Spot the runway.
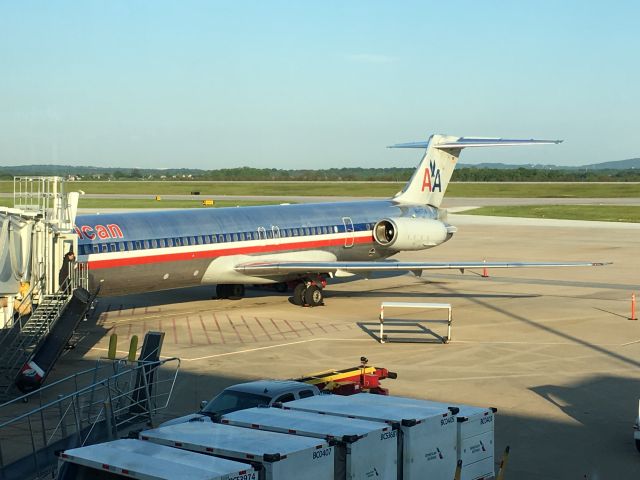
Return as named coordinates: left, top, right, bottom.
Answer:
left=53, top=215, right=640, bottom=478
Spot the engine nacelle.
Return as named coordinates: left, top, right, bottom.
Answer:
left=373, top=217, right=450, bottom=251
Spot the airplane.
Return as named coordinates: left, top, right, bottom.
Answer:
left=74, top=135, right=607, bottom=307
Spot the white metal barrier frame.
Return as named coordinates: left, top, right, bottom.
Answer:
left=379, top=301, right=452, bottom=344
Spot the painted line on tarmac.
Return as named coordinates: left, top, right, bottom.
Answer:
left=90, top=337, right=370, bottom=362
left=451, top=339, right=635, bottom=346
left=424, top=366, right=639, bottom=382
left=181, top=338, right=370, bottom=362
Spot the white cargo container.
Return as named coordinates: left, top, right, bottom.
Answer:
left=56, top=438, right=257, bottom=480
left=339, top=394, right=496, bottom=480
left=283, top=394, right=457, bottom=480
left=221, top=406, right=398, bottom=480
left=140, top=421, right=334, bottom=480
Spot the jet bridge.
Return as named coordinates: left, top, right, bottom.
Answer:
left=0, top=177, right=88, bottom=399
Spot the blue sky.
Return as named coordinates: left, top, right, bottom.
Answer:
left=1, top=1, right=638, bottom=169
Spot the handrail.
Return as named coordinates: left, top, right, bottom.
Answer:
left=0, top=358, right=180, bottom=428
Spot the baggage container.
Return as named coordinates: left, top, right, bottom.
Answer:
left=282, top=394, right=456, bottom=480
left=343, top=394, right=496, bottom=480
left=140, top=421, right=334, bottom=480
left=56, top=438, right=256, bottom=480
left=221, top=406, right=398, bottom=480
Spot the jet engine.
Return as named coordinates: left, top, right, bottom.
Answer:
left=373, top=217, right=451, bottom=251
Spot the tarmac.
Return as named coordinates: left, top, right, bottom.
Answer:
left=57, top=213, right=640, bottom=479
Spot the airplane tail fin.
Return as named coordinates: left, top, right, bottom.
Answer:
left=390, top=135, right=562, bottom=207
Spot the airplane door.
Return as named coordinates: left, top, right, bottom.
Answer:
left=342, top=217, right=354, bottom=248
left=271, top=226, right=280, bottom=244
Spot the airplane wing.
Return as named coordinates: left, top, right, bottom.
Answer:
left=234, top=260, right=610, bottom=277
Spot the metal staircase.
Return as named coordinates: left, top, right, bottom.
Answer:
left=0, top=291, right=72, bottom=400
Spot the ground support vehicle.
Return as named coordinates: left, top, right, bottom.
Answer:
left=634, top=400, right=640, bottom=453
left=140, top=421, right=335, bottom=480
left=221, top=406, right=398, bottom=480
left=56, top=438, right=257, bottom=480
left=282, top=394, right=457, bottom=480
left=294, top=358, right=397, bottom=395
left=335, top=393, right=497, bottom=480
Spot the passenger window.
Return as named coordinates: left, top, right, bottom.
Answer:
left=233, top=233, right=238, bottom=242
left=275, top=393, right=295, bottom=403
left=226, top=234, right=231, bottom=242
left=304, top=228, right=310, bottom=236
left=298, top=390, right=315, bottom=399
left=151, top=239, right=157, bottom=248
left=311, top=227, right=316, bottom=235
left=211, top=235, right=217, bottom=243
left=143, top=240, right=149, bottom=249
left=109, top=244, right=116, bottom=252
left=135, top=241, right=141, bottom=250
left=101, top=244, right=108, bottom=253
left=159, top=238, right=166, bottom=247
left=93, top=245, right=99, bottom=254
left=166, top=238, right=173, bottom=247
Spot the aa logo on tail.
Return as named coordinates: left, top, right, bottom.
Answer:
left=421, top=159, right=442, bottom=192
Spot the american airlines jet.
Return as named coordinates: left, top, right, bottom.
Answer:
left=74, top=135, right=606, bottom=307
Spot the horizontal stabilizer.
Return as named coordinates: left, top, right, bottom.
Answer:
left=389, top=137, right=562, bottom=150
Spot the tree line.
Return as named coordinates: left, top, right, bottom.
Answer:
left=1, top=166, right=639, bottom=182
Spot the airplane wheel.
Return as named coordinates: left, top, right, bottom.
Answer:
left=216, top=284, right=230, bottom=299
left=229, top=284, right=245, bottom=299
left=274, top=282, right=288, bottom=293
left=304, top=285, right=323, bottom=307
left=292, top=284, right=306, bottom=306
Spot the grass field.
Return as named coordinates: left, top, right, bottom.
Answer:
left=463, top=205, right=640, bottom=223
left=1, top=180, right=639, bottom=198
left=0, top=199, right=286, bottom=209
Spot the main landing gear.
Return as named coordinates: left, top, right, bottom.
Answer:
left=216, top=284, right=245, bottom=300
left=292, top=280, right=325, bottom=307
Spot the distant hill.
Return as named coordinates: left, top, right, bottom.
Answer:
left=458, top=157, right=640, bottom=170
left=581, top=158, right=640, bottom=170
